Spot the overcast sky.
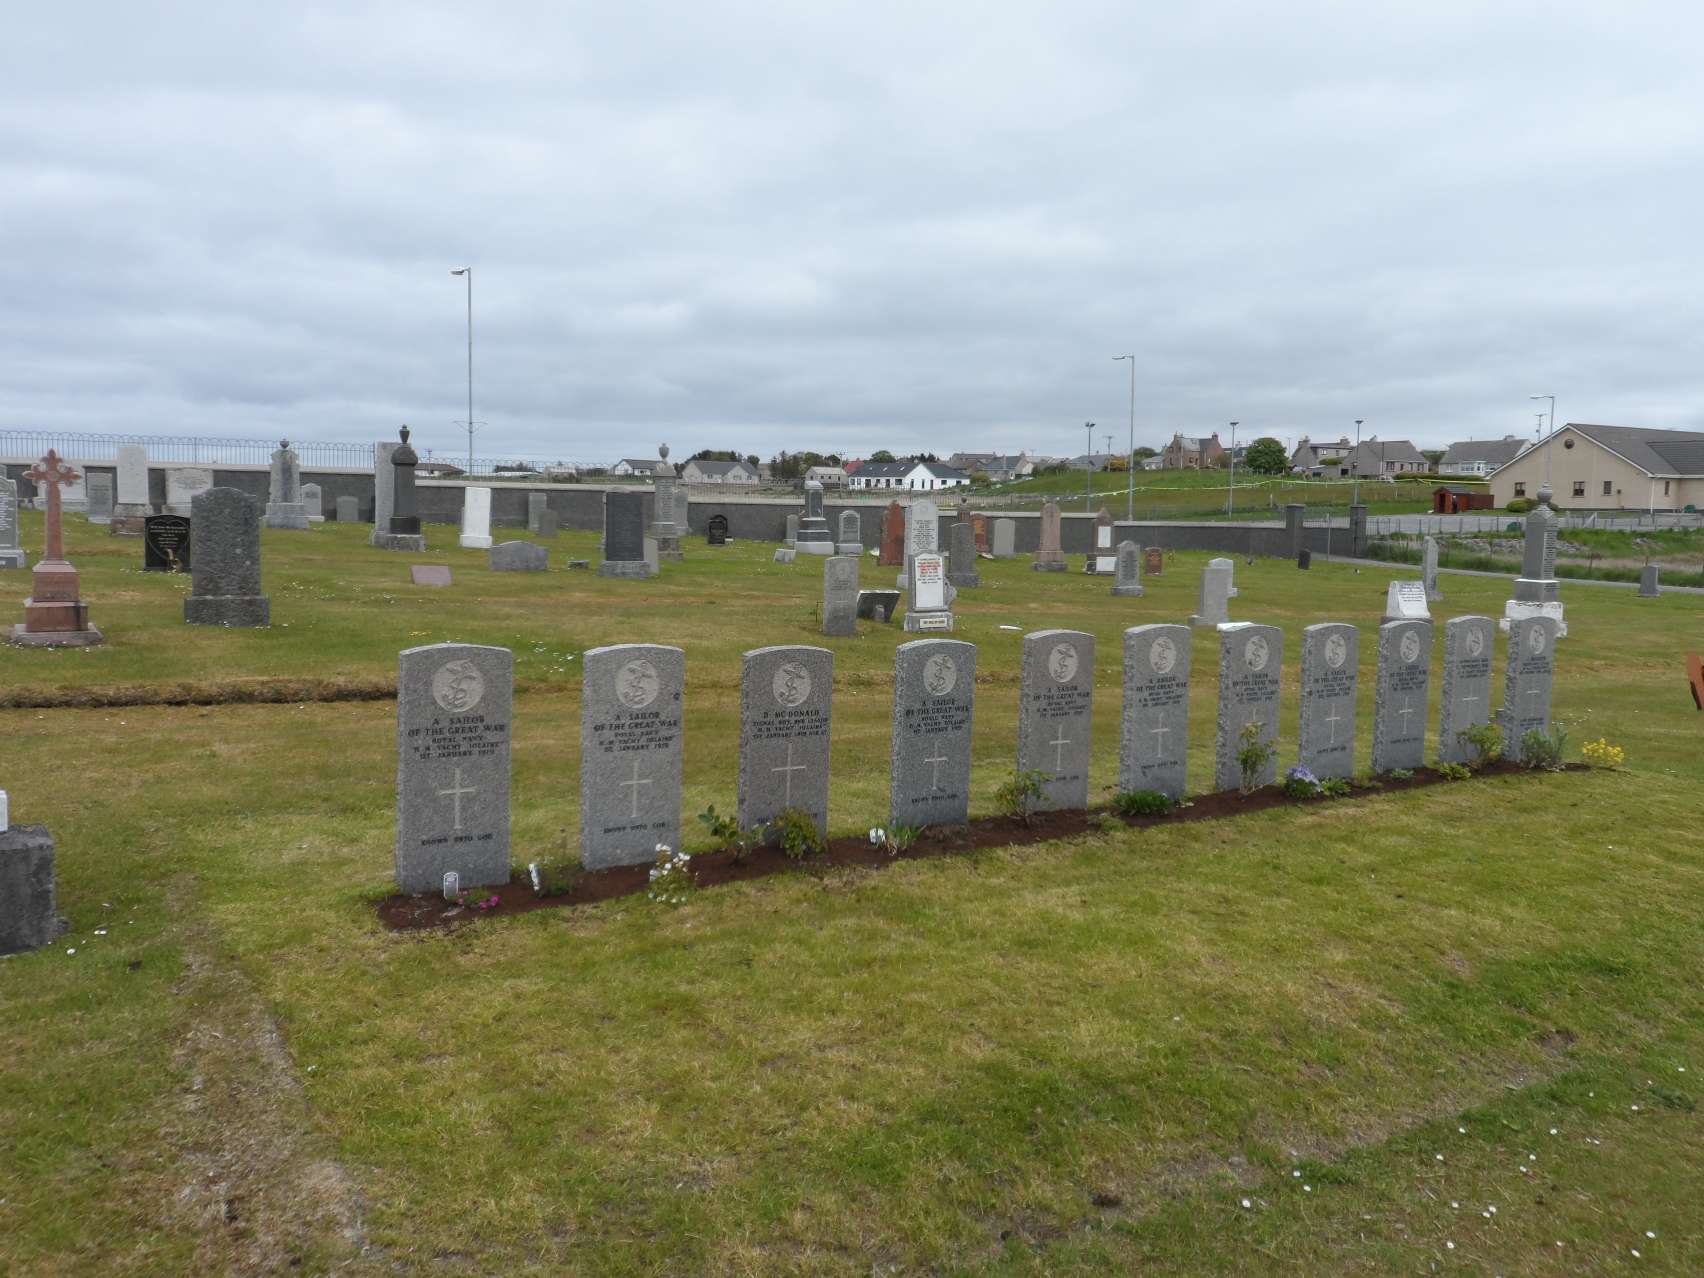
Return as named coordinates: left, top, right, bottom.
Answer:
left=4, top=2, right=1701, bottom=464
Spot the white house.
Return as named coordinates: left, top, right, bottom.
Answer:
left=680, top=459, right=759, bottom=485
left=1488, top=423, right=1704, bottom=511
left=805, top=465, right=848, bottom=488
left=846, top=460, right=970, bottom=492
left=1438, top=436, right=1527, bottom=477
left=610, top=458, right=662, bottom=477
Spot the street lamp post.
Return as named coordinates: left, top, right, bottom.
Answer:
left=1352, top=418, right=1364, bottom=507
left=1225, top=421, right=1239, bottom=518
left=1114, top=355, right=1135, bottom=520
left=1084, top=422, right=1095, bottom=512
left=450, top=267, right=474, bottom=474
left=1529, top=394, right=1556, bottom=487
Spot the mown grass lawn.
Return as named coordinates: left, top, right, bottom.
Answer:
left=976, top=467, right=1448, bottom=519
left=2, top=513, right=1701, bottom=1276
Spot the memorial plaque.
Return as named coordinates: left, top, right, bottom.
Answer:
left=411, top=565, right=453, bottom=587
left=580, top=644, right=685, bottom=868
left=889, top=638, right=976, bottom=827
left=1384, top=580, right=1431, bottom=621
left=143, top=514, right=192, bottom=572
left=1120, top=623, right=1190, bottom=800
left=165, top=466, right=214, bottom=514
left=1017, top=630, right=1094, bottom=812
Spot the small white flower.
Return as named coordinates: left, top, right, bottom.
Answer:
left=1292, top=1170, right=1300, bottom=1178
left=1549, top=1127, right=1558, bottom=1135
left=1451, top=1201, right=1459, bottom=1208
left=1646, top=1231, right=1656, bottom=1239
left=65, top=948, right=75, bottom=956
left=1632, top=1249, right=1641, bottom=1259
left=1446, top=1241, right=1455, bottom=1251
left=1240, top=1198, right=1251, bottom=1209
left=1303, top=1185, right=1312, bottom=1193
left=1435, top=1153, right=1444, bottom=1162
left=1458, top=1126, right=1467, bottom=1134
left=1488, top=1205, right=1497, bottom=1214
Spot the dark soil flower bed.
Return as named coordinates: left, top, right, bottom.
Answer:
left=376, top=760, right=1563, bottom=933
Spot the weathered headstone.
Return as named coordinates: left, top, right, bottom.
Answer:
left=1504, top=483, right=1566, bottom=637
left=527, top=492, right=547, bottom=533
left=598, top=491, right=654, bottom=577
left=1384, top=580, right=1431, bottom=621
left=9, top=451, right=101, bottom=647
left=737, top=645, right=834, bottom=837
left=300, top=482, right=325, bottom=524
left=991, top=518, right=1016, bottom=559
left=1189, top=558, right=1236, bottom=627
left=580, top=644, right=685, bottom=869
left=773, top=546, right=796, bottom=564
left=1498, top=615, right=1558, bottom=762
left=394, top=643, right=512, bottom=894
left=1422, top=536, right=1443, bottom=603
left=1371, top=619, right=1433, bottom=773
left=1214, top=623, right=1283, bottom=791
left=674, top=487, right=689, bottom=541
left=459, top=486, right=493, bottom=549
left=1017, top=630, right=1094, bottom=812
left=904, top=550, right=954, bottom=632
left=1144, top=546, right=1163, bottom=577
left=795, top=479, right=833, bottom=555
left=898, top=497, right=940, bottom=589
left=1085, top=506, right=1115, bottom=574
left=1120, top=623, right=1191, bottom=800
left=650, top=445, right=682, bottom=561
left=1437, top=615, right=1495, bottom=765
left=785, top=513, right=799, bottom=547
left=946, top=522, right=981, bottom=587
left=972, top=514, right=990, bottom=555
left=85, top=472, right=114, bottom=525
left=165, top=466, right=213, bottom=515
left=411, top=565, right=452, bottom=587
left=335, top=494, right=359, bottom=523
left=537, top=509, right=559, bottom=539
left=1296, top=622, right=1359, bottom=780
left=0, top=473, right=26, bottom=569
left=373, top=428, right=426, bottom=551
left=368, top=440, right=398, bottom=543
left=836, top=509, right=862, bottom=556
left=1297, top=547, right=1312, bottom=570
left=643, top=536, right=659, bottom=574
left=112, top=444, right=150, bottom=533
left=184, top=487, right=269, bottom=627
left=878, top=501, right=905, bottom=565
left=1032, top=500, right=1067, bottom=571
left=706, top=513, right=729, bottom=545
left=821, top=555, right=859, bottom=636
left=889, top=638, right=976, bottom=827
left=264, top=440, right=311, bottom=530
left=143, top=514, right=191, bottom=572
left=1111, top=540, right=1143, bottom=597
left=1638, top=564, right=1660, bottom=597
left=856, top=589, right=901, bottom=622
left=0, top=821, right=67, bottom=955
left=490, top=541, right=548, bottom=572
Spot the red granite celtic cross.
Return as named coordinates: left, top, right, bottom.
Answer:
left=26, top=450, right=79, bottom=563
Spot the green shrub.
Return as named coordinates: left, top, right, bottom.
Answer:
left=1520, top=725, right=1569, bottom=771
left=1506, top=497, right=1535, bottom=514
left=995, top=769, right=1050, bottom=823
left=1281, top=766, right=1321, bottom=799
left=1459, top=722, right=1504, bottom=769
left=1438, top=761, right=1472, bottom=781
left=697, top=803, right=758, bottom=864
left=1111, top=789, right=1174, bottom=817
left=1388, top=767, right=1415, bottom=781
left=1317, top=776, right=1351, bottom=798
left=1235, top=721, right=1276, bottom=794
left=767, top=808, right=826, bottom=860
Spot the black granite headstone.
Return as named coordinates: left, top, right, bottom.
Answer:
left=143, top=514, right=192, bottom=572
left=1297, top=548, right=1311, bottom=570
left=707, top=514, right=728, bottom=545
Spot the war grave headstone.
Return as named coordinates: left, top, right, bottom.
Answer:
left=9, top=451, right=101, bottom=648
left=890, top=638, right=976, bottom=827
left=301, top=482, right=325, bottom=523
left=184, top=487, right=269, bottom=627
left=1422, top=536, right=1443, bottom=602
left=707, top=513, right=729, bottom=545
left=411, top=565, right=453, bottom=587
left=1504, top=483, right=1566, bottom=636
left=1188, top=558, right=1236, bottom=627
left=165, top=466, right=214, bottom=515
left=1437, top=615, right=1495, bottom=765
left=598, top=491, right=654, bottom=578
left=373, top=429, right=427, bottom=551
left=264, top=440, right=311, bottom=530
left=785, top=513, right=799, bottom=547
left=1296, top=622, right=1358, bottom=780
left=581, top=644, right=685, bottom=869
left=1120, top=623, right=1191, bottom=800
left=1085, top=506, right=1115, bottom=574
left=490, top=541, right=548, bottom=572
left=904, top=550, right=954, bottom=632
left=1144, top=546, right=1163, bottom=577
left=111, top=443, right=150, bottom=534
left=856, top=589, right=901, bottom=622
left=1111, top=540, right=1143, bottom=597
left=991, top=517, right=1016, bottom=559
left=822, top=555, right=859, bottom=637
left=737, top=645, right=834, bottom=837
left=537, top=509, right=559, bottom=539
left=946, top=522, right=981, bottom=588
left=143, top=514, right=192, bottom=572
left=1371, top=619, right=1433, bottom=773
left=1214, top=623, right=1283, bottom=791
left=1017, top=630, right=1094, bottom=812
left=85, top=472, right=114, bottom=525
left=795, top=479, right=834, bottom=555
left=459, top=486, right=493, bottom=549
left=0, top=473, right=26, bottom=569
left=394, top=643, right=512, bottom=893
left=837, top=509, right=862, bottom=556
left=0, top=815, right=67, bottom=956
left=878, top=501, right=905, bottom=565
left=369, top=439, right=399, bottom=544
left=1638, top=564, right=1660, bottom=597
left=1384, top=580, right=1431, bottom=621
left=1499, top=615, right=1558, bottom=762
left=1032, top=500, right=1067, bottom=571
left=335, top=495, right=359, bottom=523
left=527, top=492, right=547, bottom=533
left=972, top=514, right=990, bottom=556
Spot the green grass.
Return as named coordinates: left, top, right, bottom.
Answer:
left=972, top=468, right=1447, bottom=519
left=2, top=512, right=1701, bottom=1275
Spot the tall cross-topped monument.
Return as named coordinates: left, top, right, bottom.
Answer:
left=9, top=450, right=103, bottom=647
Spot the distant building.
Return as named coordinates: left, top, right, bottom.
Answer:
left=610, top=458, right=663, bottom=477
left=846, top=460, right=969, bottom=492
left=1438, top=436, right=1528, bottom=477
left=1288, top=435, right=1354, bottom=475
left=945, top=452, right=1035, bottom=482
left=1066, top=453, right=1121, bottom=471
left=1161, top=432, right=1225, bottom=469
left=847, top=461, right=910, bottom=491
left=805, top=465, right=848, bottom=488
left=1488, top=423, right=1704, bottom=511
left=1433, top=485, right=1495, bottom=514
left=681, top=459, right=760, bottom=485
left=1346, top=438, right=1427, bottom=478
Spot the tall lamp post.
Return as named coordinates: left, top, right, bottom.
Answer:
left=1352, top=418, right=1364, bottom=507
left=1114, top=355, right=1135, bottom=520
left=1084, top=421, right=1095, bottom=511
left=1225, top=421, right=1239, bottom=517
left=450, top=267, right=474, bottom=474
left=1529, top=394, right=1555, bottom=488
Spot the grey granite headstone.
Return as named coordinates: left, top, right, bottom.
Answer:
left=0, top=474, right=24, bottom=568
left=490, top=541, right=549, bottom=572
left=947, top=521, right=981, bottom=587
left=1638, top=564, right=1660, bottom=597
left=795, top=480, right=833, bottom=555
left=1214, top=623, right=1282, bottom=791
left=992, top=518, right=1016, bottom=559
left=856, top=589, right=901, bottom=622
left=598, top=491, right=654, bottom=577
left=300, top=482, right=325, bottom=523
left=1499, top=615, right=1558, bottom=762
left=674, top=487, right=689, bottom=539
left=1120, top=623, right=1191, bottom=800
left=369, top=441, right=399, bottom=544
left=1032, top=501, right=1066, bottom=571
left=737, top=645, right=834, bottom=838
left=836, top=509, right=862, bottom=556
left=1371, top=619, right=1433, bottom=773
left=536, top=510, right=559, bottom=539
left=335, top=494, right=359, bottom=523
left=1437, top=615, right=1496, bottom=765
left=184, top=487, right=270, bottom=627
left=527, top=492, right=546, bottom=533
left=114, top=443, right=150, bottom=516
left=1296, top=622, right=1359, bottom=780
left=411, top=564, right=452, bottom=587
left=785, top=513, right=799, bottom=546
left=265, top=441, right=311, bottom=530
left=1189, top=558, right=1236, bottom=627
left=1085, top=506, right=1115, bottom=575
left=1422, top=536, right=1443, bottom=603
left=1111, top=540, right=1143, bottom=597
left=890, top=638, right=976, bottom=828
left=906, top=498, right=940, bottom=558
left=822, top=555, right=859, bottom=636
left=643, top=536, right=659, bottom=574
left=581, top=644, right=685, bottom=868
left=394, top=643, right=512, bottom=894
left=1514, top=488, right=1560, bottom=602
left=1017, top=629, right=1094, bottom=812
left=0, top=824, right=68, bottom=955
left=85, top=472, right=114, bottom=524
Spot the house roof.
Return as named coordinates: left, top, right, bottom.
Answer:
left=1350, top=439, right=1426, bottom=466
left=618, top=458, right=660, bottom=470
left=1441, top=438, right=1526, bottom=466
left=1555, top=423, right=1704, bottom=477
left=911, top=461, right=969, bottom=480
left=854, top=461, right=912, bottom=478
left=685, top=459, right=754, bottom=477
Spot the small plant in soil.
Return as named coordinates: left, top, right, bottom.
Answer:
left=994, top=769, right=1049, bottom=824
left=869, top=825, right=923, bottom=856
left=1280, top=766, right=1320, bottom=799
left=1111, top=789, right=1173, bottom=818
left=1090, top=811, right=1123, bottom=835
left=1437, top=761, right=1472, bottom=781
left=1236, top=721, right=1276, bottom=795
left=1521, top=724, right=1569, bottom=771
left=768, top=808, right=825, bottom=860
left=698, top=804, right=758, bottom=865
left=455, top=894, right=501, bottom=913
left=1581, top=737, right=1625, bottom=768
left=1458, top=722, right=1504, bottom=770
left=647, top=843, right=694, bottom=906
left=1317, top=776, right=1351, bottom=798
left=1387, top=767, right=1415, bottom=781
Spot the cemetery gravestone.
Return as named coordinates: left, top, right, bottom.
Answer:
left=899, top=497, right=940, bottom=589
left=300, top=482, right=325, bottom=523
left=674, top=487, right=689, bottom=541
left=650, top=446, right=682, bottom=561
left=707, top=514, right=729, bottom=545
left=1437, top=615, right=1496, bottom=765
left=580, top=644, right=685, bottom=869
left=795, top=480, right=833, bottom=555
left=737, top=645, right=834, bottom=838
left=112, top=444, right=150, bottom=533
left=1033, top=500, right=1067, bottom=571
left=904, top=550, right=954, bottom=632
left=0, top=821, right=67, bottom=955
left=1371, top=619, right=1433, bottom=773
left=264, top=441, right=311, bottom=530
left=459, top=486, right=494, bottom=549
left=947, top=522, right=981, bottom=587
left=142, top=514, right=191, bottom=572
left=184, top=487, right=269, bottom=626
left=1189, top=558, right=1236, bottom=627
left=773, top=547, right=796, bottom=564
left=1017, top=630, right=1094, bottom=812
left=837, top=509, right=862, bottom=556
left=1144, top=546, right=1163, bottom=577
left=537, top=509, right=559, bottom=539
left=0, top=474, right=25, bottom=569
left=1111, top=540, right=1143, bottom=597
left=1085, top=506, right=1115, bottom=574
left=598, top=491, right=654, bottom=577
left=1120, top=623, right=1191, bottom=800
left=972, top=514, right=990, bottom=555
left=821, top=555, right=859, bottom=636
left=878, top=501, right=905, bottom=566
left=1505, top=483, right=1567, bottom=636
left=856, top=589, right=901, bottom=622
left=411, top=565, right=452, bottom=587
left=369, top=440, right=399, bottom=544
left=335, top=495, right=359, bottom=523
left=373, top=429, right=426, bottom=552
left=1499, top=616, right=1558, bottom=762
left=992, top=518, right=1016, bottom=559
left=1638, top=565, right=1660, bottom=597
left=890, top=638, right=976, bottom=828
left=1423, top=536, right=1443, bottom=602
left=1214, top=623, right=1283, bottom=791
left=785, top=513, right=799, bottom=546
left=394, top=643, right=512, bottom=894
left=1296, top=622, right=1359, bottom=780
left=85, top=472, right=114, bottom=524
left=527, top=492, right=547, bottom=533
left=166, top=466, right=214, bottom=515
left=643, top=536, right=659, bottom=574
left=490, top=541, right=548, bottom=572
left=10, top=451, right=101, bottom=648
left=1384, top=580, right=1431, bottom=621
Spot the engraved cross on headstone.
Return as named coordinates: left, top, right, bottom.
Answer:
left=1048, top=724, right=1071, bottom=773
left=1325, top=706, right=1344, bottom=745
left=1149, top=721, right=1171, bottom=757
left=25, top=449, right=80, bottom=562
left=437, top=767, right=476, bottom=831
left=923, top=750, right=948, bottom=792
left=621, top=758, right=654, bottom=818
left=772, top=742, right=807, bottom=805
left=1397, top=697, right=1417, bottom=737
